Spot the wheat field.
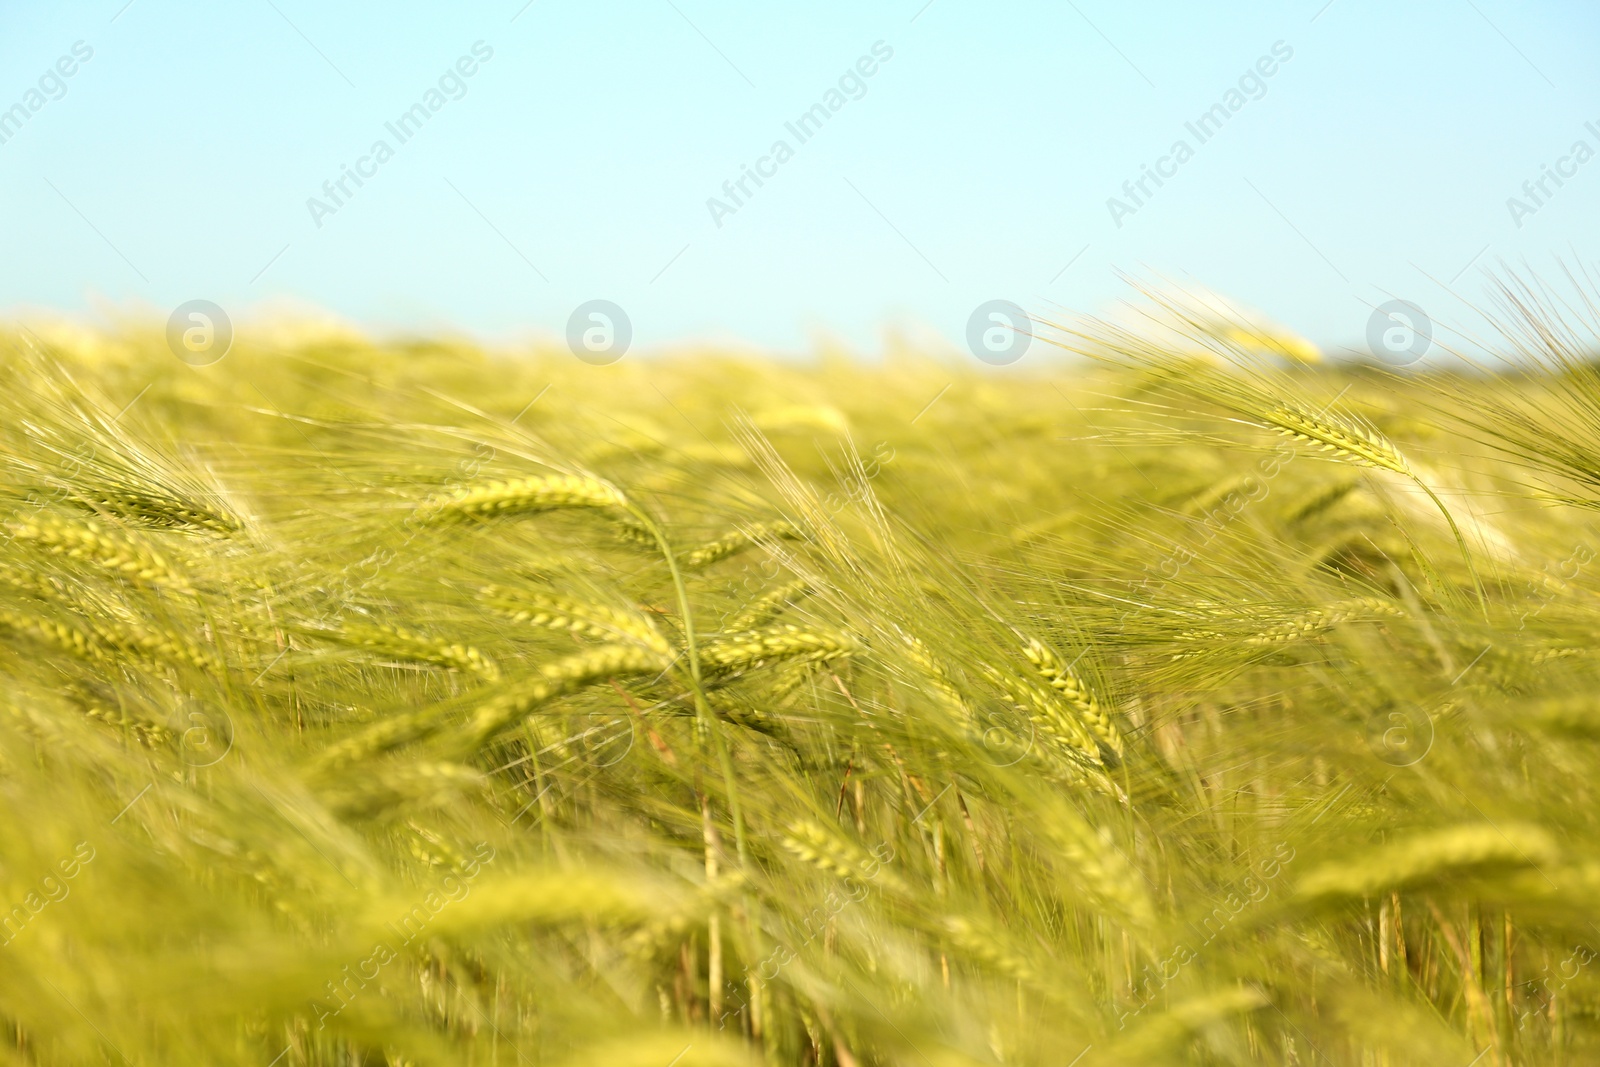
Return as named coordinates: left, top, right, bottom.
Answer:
left=3, top=283, right=1600, bottom=1066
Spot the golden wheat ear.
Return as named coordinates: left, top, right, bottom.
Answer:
left=0, top=352, right=248, bottom=535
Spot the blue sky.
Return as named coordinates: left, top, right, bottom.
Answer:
left=1, top=0, right=1596, bottom=358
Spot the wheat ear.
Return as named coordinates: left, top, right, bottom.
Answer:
left=1260, top=403, right=1488, bottom=617
left=1262, top=405, right=1412, bottom=475
left=70, top=487, right=243, bottom=536
left=78, top=703, right=173, bottom=747
left=312, top=622, right=500, bottom=680
left=700, top=624, right=860, bottom=678
left=902, top=636, right=1099, bottom=774
left=478, top=587, right=669, bottom=652
left=0, top=608, right=217, bottom=672
left=0, top=608, right=105, bottom=662
left=92, top=620, right=221, bottom=672
left=683, top=520, right=804, bottom=569
left=7, top=516, right=191, bottom=591
left=1022, top=638, right=1125, bottom=757
left=725, top=577, right=811, bottom=631
left=981, top=665, right=1103, bottom=768
left=457, top=644, right=673, bottom=753
left=899, top=633, right=968, bottom=709
left=1296, top=823, right=1557, bottom=902
left=1036, top=796, right=1156, bottom=930
left=940, top=915, right=1042, bottom=985
left=311, top=642, right=670, bottom=769
left=417, top=473, right=624, bottom=523
left=1243, top=599, right=1405, bottom=646
left=780, top=820, right=908, bottom=895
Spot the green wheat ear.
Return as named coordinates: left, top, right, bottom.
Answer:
left=725, top=576, right=810, bottom=630
left=682, top=519, right=804, bottom=568
left=478, top=586, right=670, bottom=651
left=1295, top=824, right=1557, bottom=902
left=7, top=514, right=192, bottom=592
left=1260, top=404, right=1414, bottom=476
left=1258, top=402, right=1488, bottom=618
left=417, top=473, right=625, bottom=522
left=303, top=621, right=500, bottom=680
left=1022, top=637, right=1125, bottom=757
left=700, top=624, right=860, bottom=677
